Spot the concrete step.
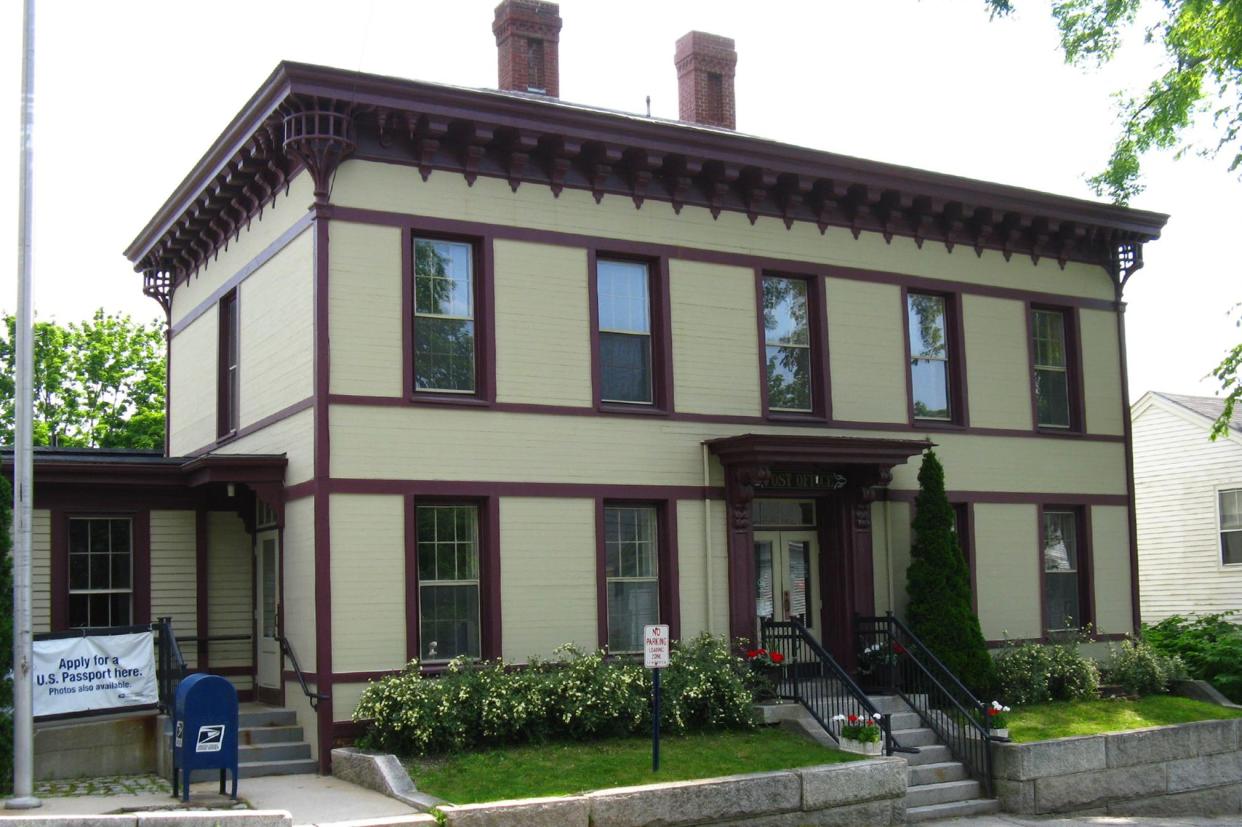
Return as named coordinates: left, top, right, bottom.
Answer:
left=906, top=798, right=1001, bottom=823
left=866, top=694, right=912, bottom=714
left=906, top=778, right=983, bottom=809
left=907, top=761, right=968, bottom=786
left=887, top=711, right=921, bottom=731
left=239, top=707, right=297, bottom=728
left=238, top=741, right=312, bottom=763
left=891, top=727, right=939, bottom=748
left=240, top=724, right=305, bottom=745
left=898, top=743, right=951, bottom=765
left=238, top=758, right=319, bottom=778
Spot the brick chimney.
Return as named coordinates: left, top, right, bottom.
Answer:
left=493, top=0, right=562, bottom=97
left=675, top=31, right=737, bottom=130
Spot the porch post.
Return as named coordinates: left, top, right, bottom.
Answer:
left=723, top=463, right=769, bottom=646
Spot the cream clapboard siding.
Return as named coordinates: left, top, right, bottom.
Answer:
left=207, top=512, right=251, bottom=683
left=213, top=408, right=314, bottom=487
left=330, top=494, right=406, bottom=673
left=962, top=295, right=1032, bottom=430
left=883, top=502, right=913, bottom=620
left=169, top=173, right=314, bottom=328
left=330, top=222, right=403, bottom=397
left=285, top=685, right=319, bottom=760
left=676, top=499, right=729, bottom=638
left=494, top=241, right=592, bottom=406
left=974, top=504, right=1041, bottom=640
left=1133, top=401, right=1242, bottom=622
left=331, top=161, right=1116, bottom=304
left=150, top=511, right=198, bottom=668
left=282, top=498, right=316, bottom=673
left=238, top=231, right=314, bottom=424
left=871, top=501, right=894, bottom=616
left=33, top=509, right=50, bottom=633
left=330, top=404, right=1127, bottom=496
left=169, top=305, right=217, bottom=456
left=1079, top=309, right=1125, bottom=437
left=1091, top=505, right=1134, bottom=635
left=332, top=682, right=370, bottom=725
left=670, top=260, right=761, bottom=416
left=825, top=278, right=907, bottom=423
left=500, top=497, right=596, bottom=660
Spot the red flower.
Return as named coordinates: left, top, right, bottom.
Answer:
left=848, top=714, right=859, bottom=723
left=893, top=643, right=906, bottom=655
left=770, top=652, right=785, bottom=664
left=747, top=649, right=760, bottom=659
left=987, top=707, right=999, bottom=717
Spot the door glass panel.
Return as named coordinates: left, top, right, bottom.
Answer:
left=755, top=541, right=774, bottom=619
left=262, top=538, right=277, bottom=638
left=787, top=540, right=809, bottom=620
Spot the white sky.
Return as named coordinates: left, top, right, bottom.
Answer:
left=1, top=0, right=1238, bottom=403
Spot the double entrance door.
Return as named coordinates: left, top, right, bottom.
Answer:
left=753, top=499, right=821, bottom=640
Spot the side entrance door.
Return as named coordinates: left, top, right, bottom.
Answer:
left=255, top=529, right=281, bottom=705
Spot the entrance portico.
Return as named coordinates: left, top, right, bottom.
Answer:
left=707, top=434, right=928, bottom=665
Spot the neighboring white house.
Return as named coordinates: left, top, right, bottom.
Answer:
left=1132, top=391, right=1242, bottom=623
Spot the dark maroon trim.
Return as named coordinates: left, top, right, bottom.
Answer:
left=323, top=205, right=1124, bottom=312
left=50, top=508, right=67, bottom=630
left=902, top=288, right=970, bottom=429
left=196, top=506, right=210, bottom=672
left=133, top=510, right=152, bottom=626
left=184, top=396, right=314, bottom=459
left=330, top=720, right=367, bottom=743
left=962, top=502, right=978, bottom=614
left=403, top=228, right=497, bottom=406
left=594, top=499, right=680, bottom=649
left=1115, top=303, right=1142, bottom=634
left=329, top=478, right=721, bottom=500
left=312, top=207, right=334, bottom=773
left=754, top=269, right=831, bottom=421
left=284, top=480, right=317, bottom=502
left=481, top=496, right=502, bottom=660
left=886, top=490, right=1128, bottom=507
left=169, top=212, right=315, bottom=337
left=325, top=391, right=1127, bottom=443
left=1037, top=504, right=1094, bottom=640
left=594, top=498, right=607, bottom=648
left=403, top=496, right=419, bottom=663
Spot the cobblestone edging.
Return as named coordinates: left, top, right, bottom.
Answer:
left=992, top=718, right=1242, bottom=817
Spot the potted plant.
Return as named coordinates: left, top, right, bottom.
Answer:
left=746, top=647, right=786, bottom=701
left=985, top=701, right=1011, bottom=739
left=831, top=712, right=884, bottom=755
left=857, top=640, right=905, bottom=691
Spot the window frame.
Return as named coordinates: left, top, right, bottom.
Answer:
left=1038, top=505, right=1094, bottom=638
left=1027, top=304, right=1085, bottom=433
left=217, top=289, right=240, bottom=439
left=595, top=498, right=679, bottom=651
left=403, top=230, right=496, bottom=406
left=903, top=288, right=969, bottom=428
left=52, top=509, right=150, bottom=631
left=404, top=496, right=501, bottom=666
left=588, top=251, right=674, bottom=414
left=1216, top=486, right=1242, bottom=568
left=755, top=270, right=831, bottom=421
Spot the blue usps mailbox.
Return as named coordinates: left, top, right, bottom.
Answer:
left=173, top=673, right=239, bottom=802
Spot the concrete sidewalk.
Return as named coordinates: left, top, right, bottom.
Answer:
left=928, top=815, right=1242, bottom=826
left=0, top=773, right=421, bottom=826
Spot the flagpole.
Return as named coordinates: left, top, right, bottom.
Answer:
left=7, top=0, right=41, bottom=808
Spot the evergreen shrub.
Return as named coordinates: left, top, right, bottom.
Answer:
left=354, top=633, right=756, bottom=756
left=1144, top=612, right=1242, bottom=702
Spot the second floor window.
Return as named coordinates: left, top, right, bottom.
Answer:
left=414, top=238, right=476, bottom=394
left=1032, top=309, right=1071, bottom=428
left=1221, top=489, right=1242, bottom=565
left=597, top=259, right=653, bottom=404
left=217, top=290, right=239, bottom=437
left=762, top=276, right=812, bottom=412
left=907, top=293, right=952, bottom=421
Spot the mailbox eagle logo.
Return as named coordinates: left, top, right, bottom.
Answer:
left=196, top=724, right=225, bottom=753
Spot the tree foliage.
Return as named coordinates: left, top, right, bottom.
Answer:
left=988, top=0, right=1242, bottom=206
left=0, top=310, right=166, bottom=450
left=905, top=450, right=996, bottom=694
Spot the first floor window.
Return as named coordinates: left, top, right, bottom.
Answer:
left=414, top=238, right=476, bottom=393
left=1221, top=489, right=1242, bottom=565
left=762, top=275, right=812, bottom=412
left=605, top=505, right=659, bottom=652
left=69, top=517, right=132, bottom=628
left=417, top=504, right=480, bottom=660
left=1043, top=510, right=1084, bottom=633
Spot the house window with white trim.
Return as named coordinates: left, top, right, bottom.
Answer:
left=605, top=505, right=659, bottom=652
left=414, top=238, right=476, bottom=393
left=1221, top=489, right=1242, bottom=565
left=68, top=517, right=132, bottom=628
left=416, top=504, right=480, bottom=660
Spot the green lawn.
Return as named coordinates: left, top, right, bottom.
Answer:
left=405, top=728, right=862, bottom=804
left=1007, top=696, right=1242, bottom=742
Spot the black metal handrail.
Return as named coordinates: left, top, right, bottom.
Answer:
left=760, top=617, right=914, bottom=757
left=856, top=612, right=993, bottom=796
left=278, top=635, right=329, bottom=710
left=155, top=616, right=188, bottom=714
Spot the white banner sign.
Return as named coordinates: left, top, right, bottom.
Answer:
left=33, top=631, right=158, bottom=717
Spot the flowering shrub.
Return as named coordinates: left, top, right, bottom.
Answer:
left=984, top=700, right=1011, bottom=729
left=353, top=634, right=756, bottom=756
left=994, top=637, right=1100, bottom=705
left=832, top=712, right=882, bottom=744
left=1101, top=638, right=1185, bottom=696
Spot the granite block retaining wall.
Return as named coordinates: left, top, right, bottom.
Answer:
left=992, top=718, right=1242, bottom=817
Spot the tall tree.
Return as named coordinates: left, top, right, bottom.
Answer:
left=986, top=1, right=1242, bottom=439
left=0, top=311, right=165, bottom=450
left=905, top=450, right=996, bottom=694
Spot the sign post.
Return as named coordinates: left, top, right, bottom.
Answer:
left=643, top=624, right=669, bottom=773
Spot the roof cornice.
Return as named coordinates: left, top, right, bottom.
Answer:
left=126, top=61, right=1170, bottom=311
